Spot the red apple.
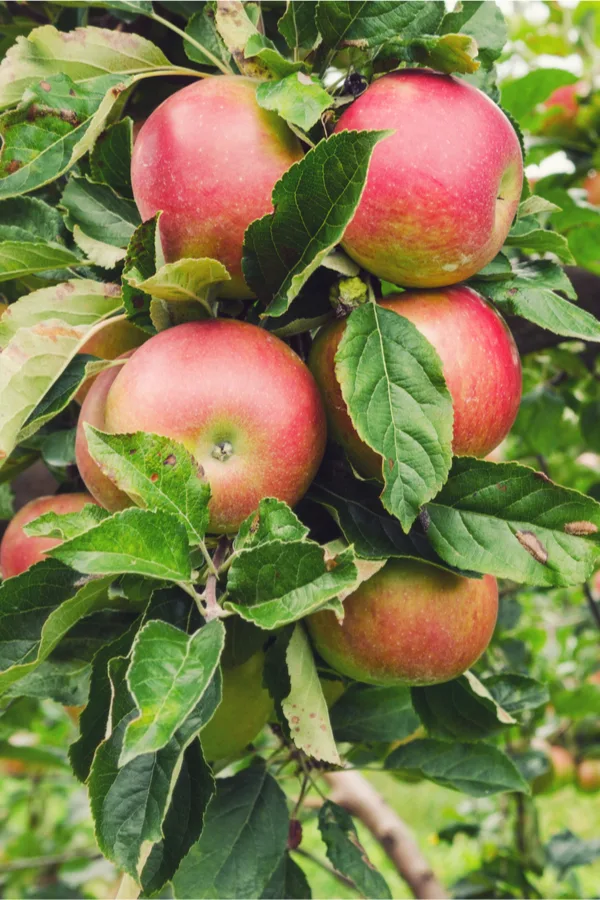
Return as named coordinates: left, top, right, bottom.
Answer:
left=584, top=171, right=600, bottom=206
left=549, top=745, right=576, bottom=789
left=309, top=285, right=522, bottom=469
left=334, top=69, right=523, bottom=288
left=540, top=83, right=581, bottom=137
left=131, top=76, right=303, bottom=299
left=576, top=758, right=600, bottom=793
left=76, top=320, right=327, bottom=533
left=307, top=559, right=498, bottom=686
left=76, top=318, right=147, bottom=404
left=0, top=493, right=97, bottom=579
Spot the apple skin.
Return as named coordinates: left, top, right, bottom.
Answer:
left=307, top=559, right=498, bottom=686
left=576, top=758, right=600, bottom=793
left=541, top=83, right=580, bottom=137
left=309, top=286, right=522, bottom=469
left=76, top=320, right=327, bottom=533
left=584, top=171, right=600, bottom=206
left=334, top=69, right=523, bottom=288
left=0, top=493, right=97, bottom=579
left=75, top=319, right=147, bottom=404
left=200, top=650, right=273, bottom=762
left=131, top=76, right=303, bottom=299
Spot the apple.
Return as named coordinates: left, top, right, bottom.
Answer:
left=76, top=318, right=147, bottom=403
left=200, top=650, right=272, bottom=761
left=307, top=559, right=498, bottom=686
left=0, top=493, right=97, bottom=579
left=309, top=285, right=521, bottom=467
left=576, top=758, right=600, bottom=793
left=546, top=745, right=576, bottom=791
left=76, top=319, right=327, bottom=533
left=334, top=69, right=523, bottom=288
left=584, top=171, right=600, bottom=206
left=540, top=83, right=581, bottom=137
left=131, top=76, right=303, bottom=299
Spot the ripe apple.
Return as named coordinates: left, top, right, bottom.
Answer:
left=334, top=69, right=523, bottom=288
left=76, top=318, right=147, bottom=403
left=584, top=171, right=600, bottom=206
left=200, top=650, right=272, bottom=761
left=547, top=745, right=576, bottom=790
left=307, top=559, right=498, bottom=686
left=131, top=76, right=303, bottom=299
left=576, top=758, right=600, bottom=793
left=76, top=320, right=327, bottom=533
left=0, top=493, right=97, bottom=579
left=309, top=285, right=522, bottom=468
left=540, top=83, right=581, bottom=137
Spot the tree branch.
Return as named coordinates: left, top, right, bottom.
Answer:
left=323, top=770, right=447, bottom=900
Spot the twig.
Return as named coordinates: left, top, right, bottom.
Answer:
left=0, top=849, right=101, bottom=873
left=323, top=770, right=447, bottom=900
left=204, top=536, right=231, bottom=620
left=584, top=582, right=600, bottom=630
left=293, top=847, right=360, bottom=894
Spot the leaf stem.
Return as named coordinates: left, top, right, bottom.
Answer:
left=293, top=848, right=360, bottom=894
left=151, top=11, right=234, bottom=76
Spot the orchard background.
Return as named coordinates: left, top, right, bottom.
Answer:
left=0, top=1, right=599, bottom=898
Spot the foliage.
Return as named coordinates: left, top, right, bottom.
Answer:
left=0, top=2, right=599, bottom=899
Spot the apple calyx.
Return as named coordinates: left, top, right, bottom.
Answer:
left=211, top=440, right=235, bottom=462
left=329, top=275, right=370, bottom=318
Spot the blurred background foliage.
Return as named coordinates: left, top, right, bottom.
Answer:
left=1, top=1, right=600, bottom=898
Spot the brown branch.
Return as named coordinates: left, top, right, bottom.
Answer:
left=323, top=770, right=447, bottom=900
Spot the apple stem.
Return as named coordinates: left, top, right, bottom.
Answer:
left=203, top=536, right=231, bottom=620
left=151, top=11, right=234, bottom=77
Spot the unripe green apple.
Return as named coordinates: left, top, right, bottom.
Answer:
left=334, top=69, right=523, bottom=288
left=576, top=758, right=600, bottom=793
left=131, top=76, right=303, bottom=299
left=0, top=493, right=97, bottom=579
left=200, top=650, right=272, bottom=762
left=307, top=559, right=498, bottom=686
left=309, top=286, right=521, bottom=466
left=75, top=320, right=326, bottom=533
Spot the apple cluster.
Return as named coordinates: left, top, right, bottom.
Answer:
left=1, top=70, right=525, bottom=733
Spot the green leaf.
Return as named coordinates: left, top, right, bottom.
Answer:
left=546, top=831, right=600, bottom=878
left=121, top=619, right=225, bottom=765
left=552, top=683, right=600, bottom=720
left=122, top=214, right=159, bottom=332
left=0, top=241, right=82, bottom=282
left=440, top=0, right=507, bottom=69
left=5, top=657, right=90, bottom=706
left=256, top=73, right=332, bottom=131
left=244, top=34, right=305, bottom=78
left=484, top=674, right=549, bottom=716
left=0, top=482, right=14, bottom=521
left=235, top=498, right=309, bottom=551
left=386, top=739, right=529, bottom=797
left=129, top=257, right=230, bottom=315
left=500, top=69, right=578, bottom=128
left=0, top=559, right=112, bottom=696
left=336, top=303, right=453, bottom=532
left=282, top=624, right=339, bottom=764
left=242, top=130, right=389, bottom=317
left=423, top=457, right=600, bottom=587
left=20, top=355, right=113, bottom=443
left=26, top=502, right=109, bottom=540
left=411, top=671, right=516, bottom=742
left=0, top=72, right=126, bottom=199
left=329, top=683, right=420, bottom=743
left=49, top=508, right=192, bottom=582
left=0, top=24, right=169, bottom=110
left=278, top=2, right=319, bottom=52
left=84, top=427, right=211, bottom=544
left=185, top=6, right=232, bottom=69
left=261, top=853, right=312, bottom=900
left=0, top=195, right=63, bottom=243
left=514, top=387, right=569, bottom=457
left=172, top=764, right=289, bottom=900
left=61, top=174, right=140, bottom=248
left=90, top=117, right=133, bottom=196
left=89, top=656, right=218, bottom=879
left=226, top=542, right=356, bottom=629
left=476, top=261, right=600, bottom=342
left=504, top=222, right=574, bottom=263
left=0, top=317, right=117, bottom=466
left=214, top=1, right=272, bottom=79
left=383, top=33, right=479, bottom=76
left=70, top=621, right=139, bottom=782
left=319, top=801, right=392, bottom=900
left=316, top=1, right=445, bottom=50
left=0, top=279, right=121, bottom=347
left=141, top=741, right=213, bottom=895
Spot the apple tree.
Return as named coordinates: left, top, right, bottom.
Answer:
left=0, top=2, right=599, bottom=898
